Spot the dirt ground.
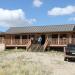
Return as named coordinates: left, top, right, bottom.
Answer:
left=0, top=51, right=75, bottom=75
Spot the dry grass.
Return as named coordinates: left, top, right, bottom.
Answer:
left=0, top=50, right=75, bottom=75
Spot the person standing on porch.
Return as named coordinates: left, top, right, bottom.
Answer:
left=38, top=36, right=42, bottom=45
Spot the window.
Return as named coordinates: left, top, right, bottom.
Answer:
left=60, top=34, right=67, bottom=38
left=29, top=35, right=31, bottom=39
left=22, top=35, right=27, bottom=39
left=52, top=34, right=58, bottom=38
left=15, top=35, right=20, bottom=39
left=48, top=35, right=52, bottom=38
left=0, top=35, right=5, bottom=37
left=31, top=35, right=35, bottom=38
left=72, top=33, right=75, bottom=38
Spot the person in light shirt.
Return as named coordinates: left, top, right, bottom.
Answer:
left=38, top=36, right=42, bottom=45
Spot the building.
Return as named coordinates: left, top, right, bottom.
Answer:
left=0, top=24, right=75, bottom=51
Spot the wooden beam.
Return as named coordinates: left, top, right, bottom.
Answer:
left=27, top=35, right=29, bottom=39
left=69, top=34, right=72, bottom=44
left=20, top=35, right=22, bottom=45
left=58, top=34, right=60, bottom=45
left=11, top=35, right=12, bottom=45
left=2, top=37, right=4, bottom=44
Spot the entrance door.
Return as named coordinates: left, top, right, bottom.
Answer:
left=41, top=35, right=45, bottom=45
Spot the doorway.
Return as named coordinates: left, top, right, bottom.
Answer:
left=41, top=35, right=45, bottom=45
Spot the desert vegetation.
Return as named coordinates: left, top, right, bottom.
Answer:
left=0, top=50, right=75, bottom=75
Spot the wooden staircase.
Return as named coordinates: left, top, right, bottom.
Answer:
left=26, top=39, right=31, bottom=50
left=27, top=37, right=49, bottom=52
left=43, top=37, right=48, bottom=50
left=27, top=44, right=44, bottom=52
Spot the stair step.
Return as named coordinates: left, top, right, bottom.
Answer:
left=28, top=44, right=44, bottom=52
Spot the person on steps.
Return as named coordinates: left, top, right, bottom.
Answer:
left=38, top=36, right=42, bottom=45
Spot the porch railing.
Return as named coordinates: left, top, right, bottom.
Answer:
left=5, top=39, right=11, bottom=45
left=72, top=38, right=75, bottom=44
left=51, top=38, right=58, bottom=45
left=5, top=39, right=30, bottom=45
left=4, top=38, right=75, bottom=46
left=59, top=38, right=69, bottom=45
left=26, top=39, right=31, bottom=49
left=48, top=38, right=69, bottom=45
left=0, top=37, right=2, bottom=44
left=22, top=39, right=29, bottom=45
left=43, top=38, right=48, bottom=50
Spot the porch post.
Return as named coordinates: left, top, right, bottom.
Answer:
left=11, top=35, right=12, bottom=45
left=46, top=34, right=48, bottom=39
left=20, top=35, right=22, bottom=45
left=27, top=35, right=28, bottom=39
left=69, top=34, right=72, bottom=44
left=58, top=34, right=60, bottom=45
left=2, top=37, right=4, bottom=44
left=49, top=34, right=52, bottom=44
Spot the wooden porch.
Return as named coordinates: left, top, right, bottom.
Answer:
left=44, top=33, right=75, bottom=49
left=0, top=33, right=75, bottom=50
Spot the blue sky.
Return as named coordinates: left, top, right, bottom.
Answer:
left=0, top=0, right=75, bottom=31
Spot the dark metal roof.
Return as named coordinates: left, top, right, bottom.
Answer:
left=0, top=32, right=5, bottom=35
left=6, top=24, right=75, bottom=34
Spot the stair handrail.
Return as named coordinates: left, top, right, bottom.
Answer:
left=43, top=37, right=48, bottom=50
left=26, top=39, right=32, bottom=49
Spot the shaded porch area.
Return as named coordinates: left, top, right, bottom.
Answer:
left=0, top=32, right=75, bottom=51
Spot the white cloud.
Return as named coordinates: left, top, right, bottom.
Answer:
left=29, top=18, right=37, bottom=23
left=0, top=8, right=36, bottom=27
left=48, top=5, right=75, bottom=16
left=33, top=0, right=43, bottom=7
left=69, top=17, right=75, bottom=21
